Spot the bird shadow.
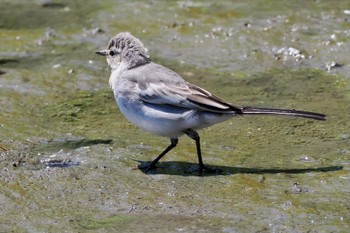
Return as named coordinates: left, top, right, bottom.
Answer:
left=134, top=160, right=343, bottom=176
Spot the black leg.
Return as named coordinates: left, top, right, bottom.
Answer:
left=183, top=129, right=206, bottom=171
left=140, top=138, right=178, bottom=172
left=184, top=129, right=220, bottom=174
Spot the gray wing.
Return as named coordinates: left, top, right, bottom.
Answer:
left=132, top=64, right=242, bottom=113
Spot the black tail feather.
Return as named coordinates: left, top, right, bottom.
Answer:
left=241, top=107, right=326, bottom=121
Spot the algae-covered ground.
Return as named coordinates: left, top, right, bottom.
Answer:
left=1, top=1, right=350, bottom=232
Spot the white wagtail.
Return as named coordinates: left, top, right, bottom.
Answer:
left=96, top=32, right=326, bottom=173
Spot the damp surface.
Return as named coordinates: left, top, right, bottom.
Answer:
left=1, top=1, right=350, bottom=232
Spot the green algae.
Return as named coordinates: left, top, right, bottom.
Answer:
left=0, top=1, right=102, bottom=30
left=77, top=214, right=138, bottom=230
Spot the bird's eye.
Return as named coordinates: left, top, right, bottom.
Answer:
left=109, top=50, right=116, bottom=56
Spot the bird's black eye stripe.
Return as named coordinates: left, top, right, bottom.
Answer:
left=109, top=50, right=121, bottom=56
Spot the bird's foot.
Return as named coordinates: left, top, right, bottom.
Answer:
left=138, top=163, right=157, bottom=173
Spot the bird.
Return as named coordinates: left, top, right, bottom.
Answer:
left=96, top=32, right=326, bottom=173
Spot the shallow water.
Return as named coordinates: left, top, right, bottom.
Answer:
left=1, top=0, right=350, bottom=232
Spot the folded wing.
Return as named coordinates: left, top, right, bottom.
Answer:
left=137, top=78, right=242, bottom=113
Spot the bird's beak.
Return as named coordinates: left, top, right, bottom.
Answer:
left=95, top=49, right=108, bottom=56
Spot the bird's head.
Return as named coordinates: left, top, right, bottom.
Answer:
left=96, top=32, right=150, bottom=70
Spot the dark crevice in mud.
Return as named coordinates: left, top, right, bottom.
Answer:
left=38, top=138, right=113, bottom=152
left=40, top=159, right=81, bottom=168
left=9, top=138, right=113, bottom=169
left=41, top=2, right=67, bottom=9
left=0, top=58, right=19, bottom=65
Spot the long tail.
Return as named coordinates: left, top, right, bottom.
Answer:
left=241, top=107, right=326, bottom=121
